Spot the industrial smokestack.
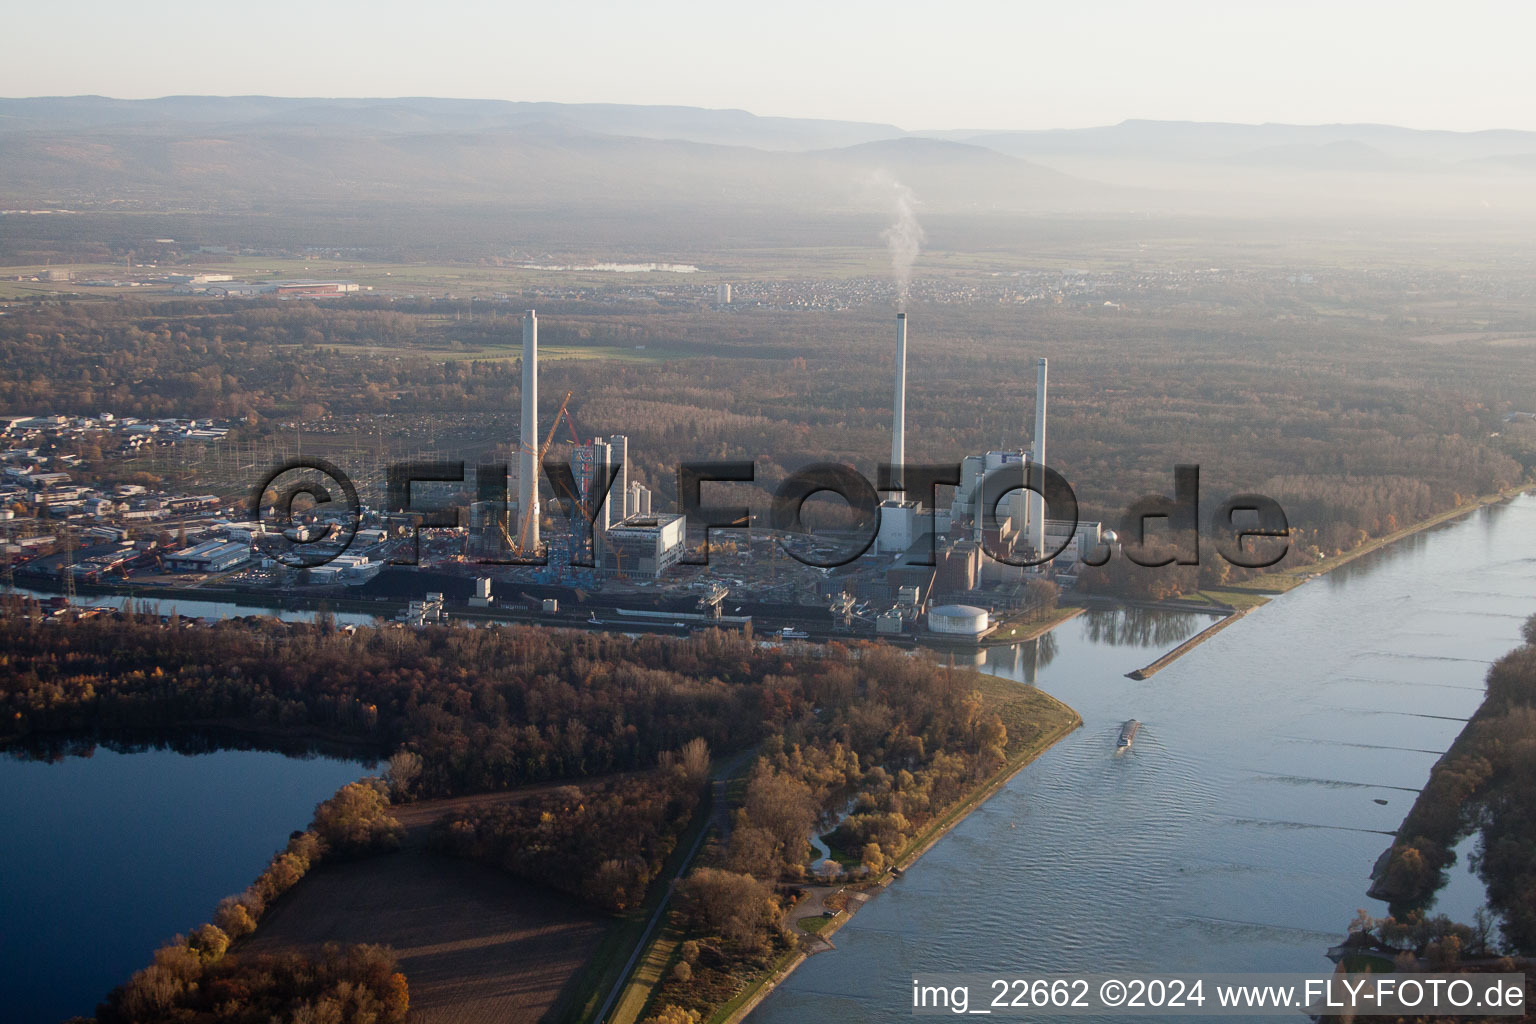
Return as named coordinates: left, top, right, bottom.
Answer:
left=891, top=312, right=907, bottom=492
left=520, top=310, right=539, bottom=551
left=1033, top=357, right=1048, bottom=560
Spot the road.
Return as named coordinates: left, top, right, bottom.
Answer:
left=593, top=751, right=755, bottom=1024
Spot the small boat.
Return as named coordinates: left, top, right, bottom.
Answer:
left=779, top=627, right=809, bottom=639
left=587, top=613, right=603, bottom=625
left=1117, top=720, right=1141, bottom=749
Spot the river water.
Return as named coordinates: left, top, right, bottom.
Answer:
left=0, top=748, right=367, bottom=1023
left=9, top=585, right=382, bottom=627
left=752, top=495, right=1536, bottom=1023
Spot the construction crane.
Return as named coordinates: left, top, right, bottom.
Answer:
left=697, top=583, right=730, bottom=619
left=513, top=390, right=576, bottom=557
left=600, top=532, right=629, bottom=579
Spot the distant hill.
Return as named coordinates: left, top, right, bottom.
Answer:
left=0, top=99, right=1113, bottom=214
left=924, top=118, right=1536, bottom=166
left=1224, top=139, right=1406, bottom=172
left=0, top=96, right=906, bottom=151
left=1, top=98, right=1534, bottom=225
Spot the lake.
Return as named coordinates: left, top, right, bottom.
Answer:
left=751, top=495, right=1536, bottom=1022
left=0, top=747, right=367, bottom=1023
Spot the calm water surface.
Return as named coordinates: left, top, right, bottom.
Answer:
left=0, top=748, right=366, bottom=1023
left=11, top=585, right=380, bottom=627
left=752, top=495, right=1536, bottom=1023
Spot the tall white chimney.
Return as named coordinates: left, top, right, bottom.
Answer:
left=1033, top=356, right=1048, bottom=559
left=520, top=310, right=539, bottom=551
left=891, top=312, right=907, bottom=491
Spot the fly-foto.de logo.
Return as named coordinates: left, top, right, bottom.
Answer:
left=251, top=458, right=1290, bottom=573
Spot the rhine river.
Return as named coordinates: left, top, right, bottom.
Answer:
left=752, top=494, right=1536, bottom=1023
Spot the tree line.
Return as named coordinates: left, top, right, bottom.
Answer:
left=1372, top=613, right=1536, bottom=953
left=643, top=658, right=1076, bottom=1023
left=87, top=781, right=409, bottom=1024
left=431, top=742, right=708, bottom=914
left=1, top=607, right=767, bottom=794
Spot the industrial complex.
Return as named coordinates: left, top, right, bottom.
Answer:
left=9, top=308, right=1111, bottom=647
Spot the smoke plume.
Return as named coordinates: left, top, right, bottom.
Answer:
left=877, top=172, right=924, bottom=307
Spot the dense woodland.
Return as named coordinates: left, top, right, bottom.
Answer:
left=643, top=663, right=1074, bottom=1021
left=432, top=749, right=707, bottom=913
left=1372, top=614, right=1536, bottom=954
left=86, top=945, right=408, bottom=1024
left=0, top=606, right=1039, bottom=804
left=0, top=607, right=764, bottom=793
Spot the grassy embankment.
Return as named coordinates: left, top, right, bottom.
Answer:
left=987, top=604, right=1084, bottom=644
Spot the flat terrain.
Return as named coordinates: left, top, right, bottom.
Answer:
left=242, top=788, right=624, bottom=1024
left=245, top=849, right=607, bottom=1024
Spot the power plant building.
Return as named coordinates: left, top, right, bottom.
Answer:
left=604, top=513, right=687, bottom=578
left=571, top=434, right=629, bottom=565
left=627, top=481, right=653, bottom=516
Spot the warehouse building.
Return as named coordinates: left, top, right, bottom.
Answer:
left=163, top=539, right=250, bottom=573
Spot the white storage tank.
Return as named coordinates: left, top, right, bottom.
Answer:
left=927, top=603, right=990, bottom=636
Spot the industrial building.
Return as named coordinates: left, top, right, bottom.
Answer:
left=627, top=481, right=653, bottom=516
left=305, top=554, right=380, bottom=585
left=873, top=313, right=1056, bottom=573
left=163, top=539, right=250, bottom=573
left=201, top=280, right=359, bottom=297
left=603, top=513, right=687, bottom=577
left=572, top=434, right=629, bottom=566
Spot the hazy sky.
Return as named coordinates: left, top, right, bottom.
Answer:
left=6, top=0, right=1535, bottom=132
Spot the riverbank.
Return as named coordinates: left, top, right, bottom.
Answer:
left=1117, top=484, right=1535, bottom=679
left=982, top=604, right=1085, bottom=646
left=1226, top=484, right=1534, bottom=598
left=703, top=679, right=1082, bottom=1024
